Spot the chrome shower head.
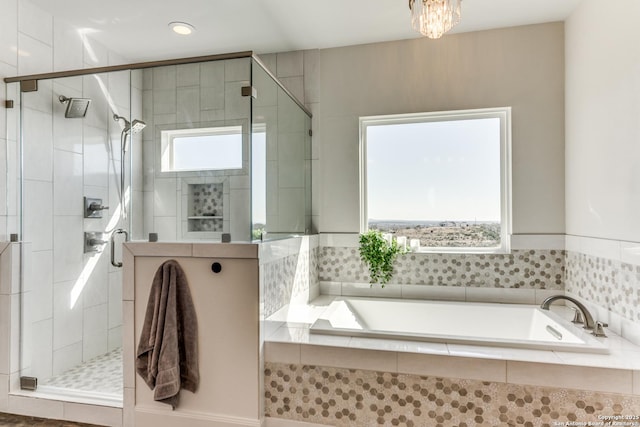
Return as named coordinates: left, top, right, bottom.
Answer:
left=59, top=95, right=91, bottom=118
left=113, top=114, right=146, bottom=135
left=129, top=119, right=147, bottom=134
left=113, top=114, right=146, bottom=152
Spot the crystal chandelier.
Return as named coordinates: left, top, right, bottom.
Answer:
left=409, top=0, right=462, bottom=39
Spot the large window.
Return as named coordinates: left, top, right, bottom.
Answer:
left=360, top=107, right=511, bottom=252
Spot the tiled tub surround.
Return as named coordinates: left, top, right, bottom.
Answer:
left=261, top=236, right=320, bottom=319
left=566, top=252, right=640, bottom=326
left=319, top=247, right=565, bottom=290
left=563, top=236, right=640, bottom=347
left=265, top=362, right=640, bottom=426
left=264, top=296, right=640, bottom=426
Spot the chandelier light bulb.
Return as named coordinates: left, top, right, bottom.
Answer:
left=409, top=0, right=462, bottom=39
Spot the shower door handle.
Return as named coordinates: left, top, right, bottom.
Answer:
left=111, top=228, right=129, bottom=268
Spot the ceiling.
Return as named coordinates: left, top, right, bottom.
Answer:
left=30, top=0, right=583, bottom=62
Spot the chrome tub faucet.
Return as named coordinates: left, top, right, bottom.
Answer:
left=540, top=295, right=607, bottom=337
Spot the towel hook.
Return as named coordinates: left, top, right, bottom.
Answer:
left=211, top=262, right=222, bottom=273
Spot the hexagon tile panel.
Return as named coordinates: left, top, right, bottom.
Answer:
left=319, top=248, right=565, bottom=289
left=265, top=363, right=640, bottom=426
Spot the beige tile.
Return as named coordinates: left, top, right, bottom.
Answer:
left=63, top=401, right=123, bottom=427
left=465, top=287, right=535, bottom=304
left=319, top=281, right=341, bottom=295
left=301, top=345, right=396, bottom=372
left=303, top=49, right=320, bottom=104
left=192, top=243, right=258, bottom=259
left=398, top=353, right=507, bottom=382
left=507, top=361, right=632, bottom=394
left=0, top=295, right=9, bottom=375
left=634, top=370, right=640, bottom=395
left=265, top=342, right=301, bottom=364
left=123, top=301, right=135, bottom=389
left=265, top=417, right=328, bottom=427
left=0, top=374, right=8, bottom=406
left=8, top=395, right=64, bottom=419
left=279, top=76, right=304, bottom=104
left=124, top=242, right=193, bottom=257
left=341, top=282, right=402, bottom=298
left=401, top=284, right=465, bottom=301
left=123, top=387, right=135, bottom=427
left=535, top=289, right=564, bottom=305
left=276, top=51, right=304, bottom=78
left=319, top=233, right=359, bottom=248
left=510, top=234, right=566, bottom=250
left=580, top=236, right=621, bottom=261
left=620, top=241, right=640, bottom=267
left=122, top=246, right=135, bottom=301
left=0, top=243, right=11, bottom=295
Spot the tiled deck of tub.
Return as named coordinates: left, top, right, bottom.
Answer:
left=264, top=296, right=640, bottom=395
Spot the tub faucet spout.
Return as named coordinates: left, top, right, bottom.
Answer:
left=540, top=295, right=596, bottom=330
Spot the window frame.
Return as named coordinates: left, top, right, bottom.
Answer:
left=160, top=125, right=243, bottom=173
left=359, top=107, right=512, bottom=254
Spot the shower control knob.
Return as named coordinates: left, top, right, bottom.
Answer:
left=89, top=202, right=109, bottom=211
left=84, top=197, right=108, bottom=218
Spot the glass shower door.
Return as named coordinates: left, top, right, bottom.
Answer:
left=18, top=69, right=137, bottom=403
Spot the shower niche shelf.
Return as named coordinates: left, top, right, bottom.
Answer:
left=180, top=178, right=229, bottom=240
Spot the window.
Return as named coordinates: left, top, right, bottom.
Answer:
left=161, top=126, right=243, bottom=172
left=360, top=107, right=511, bottom=252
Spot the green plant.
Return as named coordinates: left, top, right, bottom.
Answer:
left=359, top=230, right=404, bottom=287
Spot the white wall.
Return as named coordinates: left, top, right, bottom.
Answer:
left=565, top=0, right=640, bottom=242
left=562, top=0, right=640, bottom=343
left=317, top=23, right=566, bottom=235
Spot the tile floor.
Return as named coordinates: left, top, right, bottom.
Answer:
left=39, top=348, right=122, bottom=396
left=0, top=412, right=103, bottom=426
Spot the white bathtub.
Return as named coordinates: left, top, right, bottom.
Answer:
left=310, top=297, right=609, bottom=354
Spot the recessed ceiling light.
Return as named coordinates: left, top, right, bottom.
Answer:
left=169, top=21, right=195, bottom=36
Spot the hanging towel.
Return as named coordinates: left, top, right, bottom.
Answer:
left=136, top=259, right=199, bottom=409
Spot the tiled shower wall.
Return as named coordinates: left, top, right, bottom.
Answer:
left=0, top=0, right=140, bottom=383
left=141, top=59, right=252, bottom=242
left=259, top=50, right=320, bottom=234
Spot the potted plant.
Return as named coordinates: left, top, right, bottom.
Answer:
left=359, top=230, right=404, bottom=287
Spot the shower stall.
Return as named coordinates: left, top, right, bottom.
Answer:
left=4, top=53, right=311, bottom=406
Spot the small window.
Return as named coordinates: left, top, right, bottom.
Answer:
left=360, top=107, right=511, bottom=253
left=161, top=126, right=243, bottom=172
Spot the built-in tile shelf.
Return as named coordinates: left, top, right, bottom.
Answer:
left=187, top=216, right=223, bottom=220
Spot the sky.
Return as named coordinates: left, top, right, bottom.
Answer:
left=366, top=117, right=501, bottom=222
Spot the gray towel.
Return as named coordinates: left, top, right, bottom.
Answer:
left=136, top=259, right=199, bottom=409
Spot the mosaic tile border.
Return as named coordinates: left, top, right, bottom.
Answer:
left=319, top=248, right=565, bottom=290
left=566, top=251, right=640, bottom=324
left=265, top=362, right=640, bottom=426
